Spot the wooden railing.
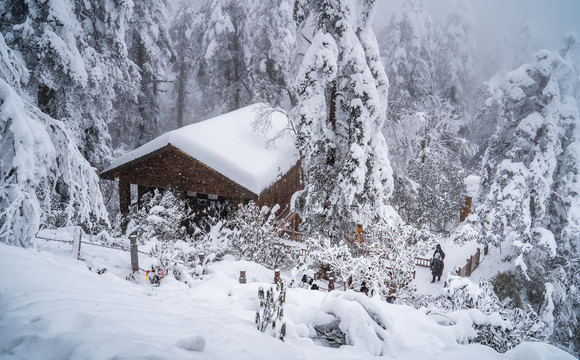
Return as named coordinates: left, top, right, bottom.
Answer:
left=279, top=229, right=305, bottom=242
left=415, top=257, right=432, bottom=268
left=456, top=244, right=488, bottom=277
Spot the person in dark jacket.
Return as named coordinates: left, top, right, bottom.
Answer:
left=431, top=252, right=444, bottom=283
left=433, top=244, right=445, bottom=260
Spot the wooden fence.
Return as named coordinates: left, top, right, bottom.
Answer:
left=456, top=244, right=488, bottom=277
left=415, top=257, right=432, bottom=268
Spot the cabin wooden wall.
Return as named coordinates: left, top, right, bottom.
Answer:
left=258, top=161, right=302, bottom=211
left=112, top=145, right=258, bottom=214
left=106, top=145, right=303, bottom=217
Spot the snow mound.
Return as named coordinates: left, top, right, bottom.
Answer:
left=175, top=336, right=206, bottom=352
left=0, top=241, right=577, bottom=360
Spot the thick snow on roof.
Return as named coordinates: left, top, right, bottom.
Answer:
left=104, top=104, right=298, bottom=194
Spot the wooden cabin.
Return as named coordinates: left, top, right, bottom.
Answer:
left=100, top=104, right=302, bottom=219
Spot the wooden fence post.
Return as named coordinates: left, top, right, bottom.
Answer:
left=328, top=277, right=334, bottom=292
left=347, top=275, right=353, bottom=291
left=129, top=234, right=139, bottom=272
left=198, top=252, right=206, bottom=275
left=484, top=244, right=489, bottom=256
left=475, top=248, right=481, bottom=269
left=468, top=256, right=473, bottom=276
left=72, top=227, right=82, bottom=260
left=274, top=269, right=280, bottom=284
left=239, top=270, right=246, bottom=284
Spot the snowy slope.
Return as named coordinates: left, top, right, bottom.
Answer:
left=103, top=104, right=299, bottom=195
left=0, top=238, right=574, bottom=360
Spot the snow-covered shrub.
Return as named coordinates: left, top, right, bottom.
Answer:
left=454, top=214, right=485, bottom=244
left=126, top=189, right=190, bottom=243
left=256, top=280, right=287, bottom=341
left=190, top=202, right=232, bottom=259
left=306, top=291, right=393, bottom=356
left=307, top=221, right=433, bottom=302
left=228, top=202, right=297, bottom=270
left=360, top=221, right=434, bottom=301
left=124, top=189, right=192, bottom=272
left=398, top=152, right=466, bottom=234
left=491, top=271, right=524, bottom=308
left=306, top=237, right=357, bottom=288
left=427, top=276, right=548, bottom=352
left=472, top=306, right=547, bottom=353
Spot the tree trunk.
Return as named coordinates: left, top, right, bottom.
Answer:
left=176, top=59, right=187, bottom=129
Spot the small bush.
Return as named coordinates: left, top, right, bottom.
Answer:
left=256, top=280, right=287, bottom=341
left=492, top=271, right=523, bottom=308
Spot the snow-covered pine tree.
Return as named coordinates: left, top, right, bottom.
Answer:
left=245, top=0, right=297, bottom=108
left=119, top=0, right=174, bottom=147
left=0, top=0, right=138, bottom=169
left=0, top=33, right=108, bottom=245
left=189, top=0, right=297, bottom=119
left=474, top=40, right=580, bottom=351
left=378, top=0, right=435, bottom=122
left=378, top=0, right=435, bottom=175
left=402, top=149, right=466, bottom=234
left=433, top=0, right=475, bottom=113
left=169, top=1, right=199, bottom=129
left=376, top=0, right=472, bottom=230
left=292, top=0, right=394, bottom=241
left=542, top=34, right=580, bottom=353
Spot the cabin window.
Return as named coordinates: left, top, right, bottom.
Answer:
left=198, top=199, right=209, bottom=206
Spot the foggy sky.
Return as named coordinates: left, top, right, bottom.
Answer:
left=373, top=0, right=580, bottom=62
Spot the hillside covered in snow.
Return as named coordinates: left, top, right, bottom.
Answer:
left=0, top=234, right=575, bottom=360
left=1, top=0, right=580, bottom=358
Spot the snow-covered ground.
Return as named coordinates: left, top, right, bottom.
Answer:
left=0, top=229, right=574, bottom=360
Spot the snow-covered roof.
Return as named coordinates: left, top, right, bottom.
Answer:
left=102, top=104, right=299, bottom=194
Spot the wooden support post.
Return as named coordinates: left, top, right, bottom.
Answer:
left=198, top=252, right=205, bottom=266
left=467, top=256, right=473, bottom=276
left=239, top=270, right=246, bottom=284
left=484, top=244, right=489, bottom=256
left=72, top=227, right=82, bottom=260
left=119, top=178, right=131, bottom=230
left=129, top=234, right=139, bottom=272
left=347, top=275, right=353, bottom=291
left=328, top=277, right=334, bottom=292
left=274, top=269, right=280, bottom=284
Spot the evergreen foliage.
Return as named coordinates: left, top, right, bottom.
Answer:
left=292, top=0, right=394, bottom=240
left=228, top=202, right=297, bottom=270
left=307, top=220, right=434, bottom=301
left=256, top=280, right=287, bottom=341
left=0, top=34, right=108, bottom=244
left=187, top=0, right=296, bottom=119
left=428, top=276, right=548, bottom=353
